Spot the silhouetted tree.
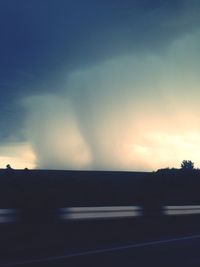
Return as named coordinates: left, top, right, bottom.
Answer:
left=6, top=164, right=12, bottom=170
left=181, top=160, right=194, bottom=170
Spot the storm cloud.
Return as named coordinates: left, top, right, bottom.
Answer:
left=1, top=0, right=200, bottom=170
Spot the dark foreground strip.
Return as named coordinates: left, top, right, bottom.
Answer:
left=2, top=234, right=200, bottom=266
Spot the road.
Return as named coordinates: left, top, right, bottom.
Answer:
left=1, top=212, right=200, bottom=267
left=2, top=233, right=200, bottom=267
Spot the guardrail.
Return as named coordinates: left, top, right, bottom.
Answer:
left=59, top=206, right=142, bottom=220
left=1, top=205, right=200, bottom=223
left=164, top=205, right=200, bottom=215
left=0, top=209, right=18, bottom=223
left=59, top=205, right=200, bottom=221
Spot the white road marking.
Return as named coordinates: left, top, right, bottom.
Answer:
left=2, top=234, right=200, bottom=266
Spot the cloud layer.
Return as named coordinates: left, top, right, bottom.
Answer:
left=22, top=28, right=200, bottom=170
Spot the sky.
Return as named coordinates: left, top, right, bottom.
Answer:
left=1, top=0, right=200, bottom=171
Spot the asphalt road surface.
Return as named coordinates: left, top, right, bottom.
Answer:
left=2, top=234, right=200, bottom=267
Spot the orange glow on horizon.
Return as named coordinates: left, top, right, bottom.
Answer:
left=0, top=143, right=36, bottom=169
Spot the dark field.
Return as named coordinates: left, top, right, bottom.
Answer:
left=1, top=168, right=200, bottom=208
left=0, top=169, right=150, bottom=208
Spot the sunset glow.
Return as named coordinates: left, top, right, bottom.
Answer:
left=0, top=143, right=36, bottom=169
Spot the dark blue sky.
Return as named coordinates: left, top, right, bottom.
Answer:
left=1, top=0, right=200, bottom=170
